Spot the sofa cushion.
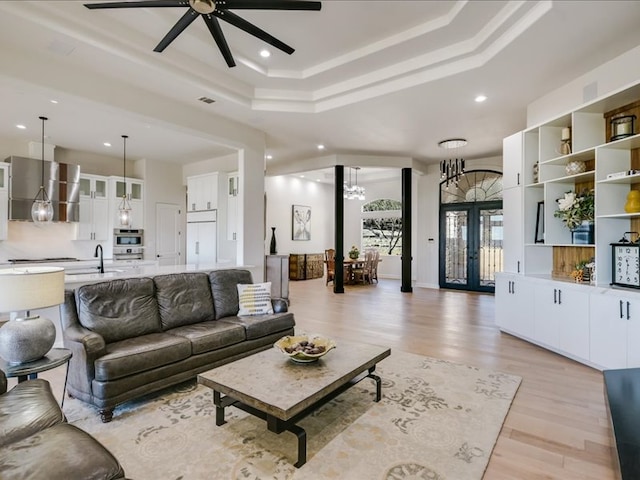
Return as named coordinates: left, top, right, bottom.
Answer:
left=219, top=312, right=295, bottom=340
left=154, top=273, right=215, bottom=330
left=0, top=423, right=125, bottom=480
left=94, top=332, right=191, bottom=382
left=0, top=379, right=64, bottom=448
left=166, top=321, right=246, bottom=355
left=209, top=269, right=253, bottom=319
left=76, top=278, right=162, bottom=344
left=237, top=282, right=274, bottom=316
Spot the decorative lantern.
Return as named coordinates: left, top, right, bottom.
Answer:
left=610, top=114, right=636, bottom=141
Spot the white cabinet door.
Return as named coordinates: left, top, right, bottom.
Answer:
left=590, top=293, right=628, bottom=369
left=186, top=221, right=217, bottom=264
left=533, top=283, right=559, bottom=349
left=495, top=273, right=534, bottom=337
left=557, top=286, right=590, bottom=360
left=502, top=132, right=523, bottom=190
left=0, top=188, right=7, bottom=241
left=187, top=173, right=218, bottom=212
left=626, top=297, right=640, bottom=367
left=78, top=175, right=110, bottom=240
left=502, top=186, right=523, bottom=274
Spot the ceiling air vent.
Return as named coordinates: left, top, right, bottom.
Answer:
left=198, top=96, right=215, bottom=104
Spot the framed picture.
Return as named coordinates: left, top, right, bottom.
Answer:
left=535, top=201, right=544, bottom=243
left=292, top=205, right=311, bottom=241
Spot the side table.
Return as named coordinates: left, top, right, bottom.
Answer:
left=0, top=348, right=72, bottom=407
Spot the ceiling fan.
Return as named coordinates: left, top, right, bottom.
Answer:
left=84, top=0, right=321, bottom=68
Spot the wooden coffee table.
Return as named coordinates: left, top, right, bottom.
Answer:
left=197, top=338, right=391, bottom=468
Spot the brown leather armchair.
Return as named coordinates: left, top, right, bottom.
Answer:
left=0, top=369, right=126, bottom=479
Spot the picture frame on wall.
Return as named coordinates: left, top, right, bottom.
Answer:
left=292, top=205, right=311, bottom=241
left=535, top=201, right=544, bottom=243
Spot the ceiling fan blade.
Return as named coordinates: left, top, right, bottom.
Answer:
left=224, top=0, right=321, bottom=10
left=84, top=1, right=187, bottom=9
left=154, top=8, right=199, bottom=52
left=214, top=10, right=294, bottom=54
left=202, top=15, right=236, bottom=67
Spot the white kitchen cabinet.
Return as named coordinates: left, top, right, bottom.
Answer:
left=109, top=177, right=144, bottom=228
left=77, top=174, right=109, bottom=241
left=502, top=132, right=523, bottom=190
left=495, top=273, right=534, bottom=338
left=0, top=164, right=8, bottom=240
left=187, top=173, right=218, bottom=212
left=186, top=220, right=217, bottom=265
left=502, top=186, right=523, bottom=274
left=227, top=171, right=238, bottom=241
left=590, top=291, right=640, bottom=369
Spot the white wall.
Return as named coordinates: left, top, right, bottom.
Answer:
left=265, top=176, right=333, bottom=257
left=528, top=44, right=640, bottom=127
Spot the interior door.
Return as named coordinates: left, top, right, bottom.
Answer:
left=156, top=203, right=181, bottom=266
left=439, top=201, right=503, bottom=292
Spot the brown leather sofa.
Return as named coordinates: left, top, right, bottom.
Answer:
left=0, top=370, right=126, bottom=479
left=61, top=269, right=295, bottom=422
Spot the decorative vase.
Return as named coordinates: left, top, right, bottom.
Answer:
left=533, top=161, right=539, bottom=183
left=269, top=227, right=277, bottom=254
left=624, top=190, right=640, bottom=213
left=565, top=159, right=586, bottom=176
left=571, top=221, right=594, bottom=245
left=0, top=316, right=56, bottom=365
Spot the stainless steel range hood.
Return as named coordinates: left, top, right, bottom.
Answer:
left=4, top=156, right=80, bottom=222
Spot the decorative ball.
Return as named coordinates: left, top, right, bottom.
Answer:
left=565, top=160, right=586, bottom=176
left=0, top=316, right=56, bottom=365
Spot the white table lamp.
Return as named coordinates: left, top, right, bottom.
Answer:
left=0, top=267, right=64, bottom=365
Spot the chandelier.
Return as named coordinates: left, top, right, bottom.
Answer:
left=439, top=138, right=467, bottom=186
left=344, top=167, right=365, bottom=200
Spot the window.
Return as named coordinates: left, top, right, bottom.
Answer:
left=361, top=199, right=402, bottom=255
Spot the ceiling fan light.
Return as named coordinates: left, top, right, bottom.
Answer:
left=190, top=0, right=215, bottom=15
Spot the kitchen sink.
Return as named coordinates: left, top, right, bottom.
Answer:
left=65, top=268, right=125, bottom=276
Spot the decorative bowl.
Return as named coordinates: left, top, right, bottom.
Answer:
left=274, top=334, right=336, bottom=363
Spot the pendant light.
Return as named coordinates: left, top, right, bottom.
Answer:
left=343, top=166, right=365, bottom=200
left=31, top=116, right=54, bottom=224
left=118, top=135, right=132, bottom=227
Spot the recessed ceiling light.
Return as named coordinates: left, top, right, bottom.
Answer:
left=475, top=94, right=487, bottom=103
left=266, top=154, right=273, bottom=160
left=317, top=144, right=325, bottom=150
left=103, top=142, right=112, bottom=147
left=260, top=49, right=271, bottom=58
left=50, top=99, right=58, bottom=104
left=16, top=124, right=26, bottom=130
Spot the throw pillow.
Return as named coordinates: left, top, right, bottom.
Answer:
left=237, top=282, right=274, bottom=316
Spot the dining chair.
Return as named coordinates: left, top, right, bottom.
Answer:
left=369, top=249, right=380, bottom=283
left=325, top=249, right=336, bottom=285
left=353, top=249, right=374, bottom=284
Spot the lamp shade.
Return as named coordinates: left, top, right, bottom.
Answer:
left=0, top=267, right=64, bottom=313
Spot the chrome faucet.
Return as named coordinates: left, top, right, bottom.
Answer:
left=94, top=244, right=104, bottom=274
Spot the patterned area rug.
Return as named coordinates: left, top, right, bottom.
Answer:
left=64, top=350, right=521, bottom=480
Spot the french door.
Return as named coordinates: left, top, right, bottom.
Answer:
left=439, top=201, right=503, bottom=292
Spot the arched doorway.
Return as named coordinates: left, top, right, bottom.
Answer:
left=439, top=170, right=503, bottom=293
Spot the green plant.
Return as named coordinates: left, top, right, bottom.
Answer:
left=553, top=189, right=594, bottom=230
left=348, top=245, right=360, bottom=258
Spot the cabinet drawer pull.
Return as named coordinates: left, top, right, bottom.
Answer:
left=627, top=301, right=631, bottom=320
left=558, top=289, right=562, bottom=305
left=620, top=300, right=624, bottom=319
left=554, top=288, right=557, bottom=304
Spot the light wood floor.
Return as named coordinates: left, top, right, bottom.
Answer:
left=26, top=277, right=616, bottom=479
left=289, top=278, right=616, bottom=480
